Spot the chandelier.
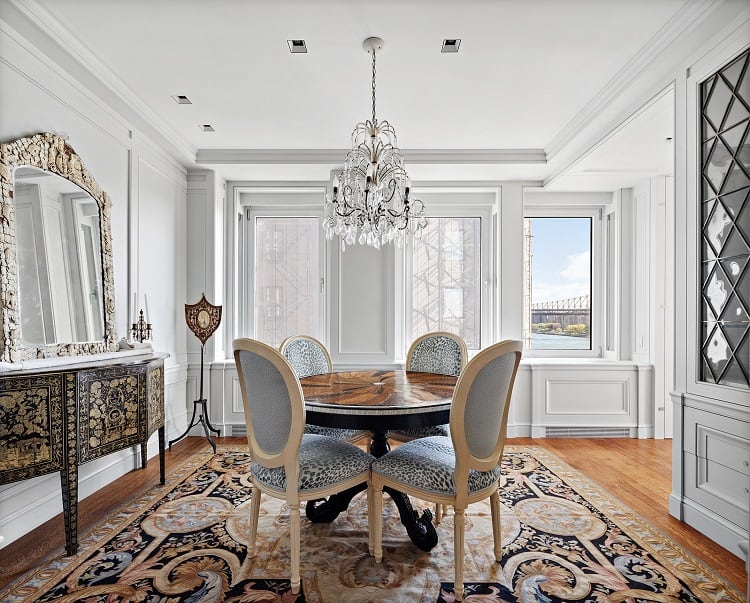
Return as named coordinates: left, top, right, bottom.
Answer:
left=323, top=37, right=428, bottom=250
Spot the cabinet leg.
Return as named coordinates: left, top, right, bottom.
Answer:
left=158, top=426, right=166, bottom=484
left=60, top=464, right=79, bottom=556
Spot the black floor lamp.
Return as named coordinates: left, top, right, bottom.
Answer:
left=169, top=293, right=222, bottom=453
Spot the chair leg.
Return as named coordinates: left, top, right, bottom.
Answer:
left=248, top=487, right=261, bottom=556
left=290, top=504, right=301, bottom=594
left=373, top=480, right=384, bottom=563
left=367, top=480, right=374, bottom=556
left=454, top=507, right=466, bottom=601
left=435, top=502, right=443, bottom=524
left=490, top=490, right=502, bottom=562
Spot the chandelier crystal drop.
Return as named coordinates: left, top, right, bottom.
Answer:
left=323, top=37, right=428, bottom=250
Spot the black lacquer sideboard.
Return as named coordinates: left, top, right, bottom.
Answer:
left=0, top=353, right=165, bottom=555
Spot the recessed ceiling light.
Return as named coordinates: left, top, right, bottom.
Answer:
left=199, top=124, right=215, bottom=132
left=172, top=95, right=192, bottom=104
left=288, top=39, right=307, bottom=53
left=441, top=39, right=461, bottom=53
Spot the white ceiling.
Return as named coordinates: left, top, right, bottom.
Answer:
left=24, top=0, right=686, bottom=189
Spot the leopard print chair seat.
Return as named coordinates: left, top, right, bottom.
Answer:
left=280, top=335, right=368, bottom=443
left=234, top=338, right=375, bottom=595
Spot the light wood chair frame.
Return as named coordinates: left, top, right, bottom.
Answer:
left=371, top=339, right=523, bottom=601
left=233, top=337, right=372, bottom=594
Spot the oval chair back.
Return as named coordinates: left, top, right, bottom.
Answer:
left=280, top=334, right=366, bottom=443
left=449, top=339, right=522, bottom=509
left=233, top=338, right=305, bottom=474
left=406, top=331, right=468, bottom=377
left=280, top=335, right=332, bottom=378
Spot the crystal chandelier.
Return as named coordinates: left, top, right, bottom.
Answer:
left=323, top=37, right=428, bottom=250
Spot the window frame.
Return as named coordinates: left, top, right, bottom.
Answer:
left=403, top=203, right=493, bottom=357
left=238, top=190, right=327, bottom=346
left=523, top=206, right=604, bottom=358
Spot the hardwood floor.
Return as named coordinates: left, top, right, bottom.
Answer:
left=0, top=437, right=746, bottom=594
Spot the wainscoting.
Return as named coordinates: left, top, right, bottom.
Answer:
left=206, top=359, right=655, bottom=439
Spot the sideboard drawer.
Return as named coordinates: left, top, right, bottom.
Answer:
left=77, top=365, right=146, bottom=464
left=0, top=372, right=73, bottom=482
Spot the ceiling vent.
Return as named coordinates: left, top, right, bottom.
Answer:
left=198, top=124, right=215, bottom=132
left=172, top=95, right=192, bottom=104
left=288, top=39, right=307, bottom=53
left=441, top=39, right=461, bottom=53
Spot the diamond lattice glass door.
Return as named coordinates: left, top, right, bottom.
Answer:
left=699, top=48, right=750, bottom=388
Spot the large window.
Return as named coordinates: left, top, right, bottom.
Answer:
left=523, top=214, right=598, bottom=355
left=245, top=211, right=323, bottom=349
left=406, top=208, right=491, bottom=353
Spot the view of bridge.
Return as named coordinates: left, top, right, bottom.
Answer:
left=530, top=294, right=590, bottom=338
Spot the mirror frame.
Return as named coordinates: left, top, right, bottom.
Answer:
left=0, top=132, right=117, bottom=362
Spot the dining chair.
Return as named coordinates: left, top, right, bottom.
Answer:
left=280, top=334, right=367, bottom=442
left=370, top=339, right=522, bottom=602
left=233, top=338, right=375, bottom=594
left=391, top=331, right=467, bottom=440
left=393, top=331, right=469, bottom=522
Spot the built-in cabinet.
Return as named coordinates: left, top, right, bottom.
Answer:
left=671, top=40, right=749, bottom=560
left=0, top=354, right=165, bottom=555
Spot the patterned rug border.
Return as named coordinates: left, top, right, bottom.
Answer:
left=1, top=444, right=744, bottom=602
left=504, top=445, right=744, bottom=601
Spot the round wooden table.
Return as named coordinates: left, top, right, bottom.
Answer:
left=299, top=370, right=458, bottom=551
left=300, top=369, right=456, bottom=456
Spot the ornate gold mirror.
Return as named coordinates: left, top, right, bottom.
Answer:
left=0, top=133, right=117, bottom=362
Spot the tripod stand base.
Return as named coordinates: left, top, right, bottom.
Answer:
left=169, top=399, right=221, bottom=453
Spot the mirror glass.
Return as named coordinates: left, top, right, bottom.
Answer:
left=14, top=166, right=105, bottom=345
left=0, top=132, right=117, bottom=362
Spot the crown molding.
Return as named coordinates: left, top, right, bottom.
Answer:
left=196, top=148, right=547, bottom=165
left=8, top=0, right=197, bottom=165
left=545, top=0, right=715, bottom=161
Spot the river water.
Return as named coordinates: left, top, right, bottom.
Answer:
left=530, top=333, right=590, bottom=350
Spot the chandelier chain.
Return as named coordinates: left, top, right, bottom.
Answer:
left=371, top=48, right=377, bottom=124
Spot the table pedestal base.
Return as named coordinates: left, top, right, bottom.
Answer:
left=305, top=485, right=437, bottom=551
left=305, top=427, right=439, bottom=552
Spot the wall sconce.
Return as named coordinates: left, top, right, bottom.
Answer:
left=131, top=309, right=152, bottom=343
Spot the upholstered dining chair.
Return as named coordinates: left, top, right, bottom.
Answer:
left=279, top=334, right=367, bottom=442
left=233, top=338, right=374, bottom=595
left=370, top=339, right=523, bottom=602
left=391, top=331, right=468, bottom=441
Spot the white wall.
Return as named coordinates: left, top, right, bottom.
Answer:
left=0, top=14, right=189, bottom=548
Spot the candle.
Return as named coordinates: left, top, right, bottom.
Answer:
left=144, top=294, right=150, bottom=323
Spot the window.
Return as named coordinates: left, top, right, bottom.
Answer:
left=242, top=206, right=324, bottom=349
left=523, top=212, right=600, bottom=356
left=406, top=209, right=491, bottom=353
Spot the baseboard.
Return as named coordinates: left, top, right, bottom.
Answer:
left=681, top=497, right=749, bottom=560
left=0, top=428, right=174, bottom=551
left=0, top=446, right=144, bottom=549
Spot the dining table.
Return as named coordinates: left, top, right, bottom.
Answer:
left=299, top=369, right=457, bottom=551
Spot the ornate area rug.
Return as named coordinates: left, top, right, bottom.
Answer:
left=1, top=445, right=743, bottom=602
